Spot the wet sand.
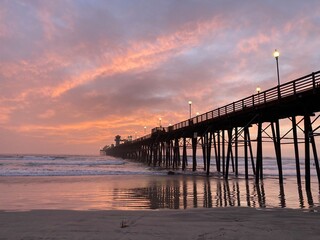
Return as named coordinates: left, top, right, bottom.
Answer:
left=0, top=175, right=319, bottom=210
left=1, top=207, right=320, bottom=240
left=0, top=175, right=319, bottom=239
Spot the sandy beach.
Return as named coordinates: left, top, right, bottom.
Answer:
left=1, top=207, right=319, bottom=240
left=1, top=157, right=319, bottom=239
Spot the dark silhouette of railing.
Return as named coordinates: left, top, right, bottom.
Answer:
left=173, top=71, right=320, bottom=130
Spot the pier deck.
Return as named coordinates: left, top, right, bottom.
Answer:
left=105, top=71, right=320, bottom=191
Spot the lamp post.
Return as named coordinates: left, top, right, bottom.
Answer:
left=273, top=49, right=280, bottom=86
left=144, top=126, right=146, bottom=134
left=159, top=117, right=162, bottom=128
left=256, top=86, right=261, bottom=103
left=188, top=101, right=192, bottom=119
left=256, top=87, right=261, bottom=94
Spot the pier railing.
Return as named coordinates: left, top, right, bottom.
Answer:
left=133, top=71, right=320, bottom=143
left=173, top=71, right=320, bottom=130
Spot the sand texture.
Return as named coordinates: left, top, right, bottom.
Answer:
left=1, top=207, right=320, bottom=240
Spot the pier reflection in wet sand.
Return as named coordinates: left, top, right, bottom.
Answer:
left=116, top=176, right=319, bottom=210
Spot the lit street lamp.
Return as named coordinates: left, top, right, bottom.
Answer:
left=256, top=86, right=261, bottom=94
left=273, top=49, right=280, bottom=86
left=144, top=126, right=146, bottom=134
left=188, top=101, right=192, bottom=119
left=159, top=117, right=162, bottom=127
left=256, top=86, right=261, bottom=103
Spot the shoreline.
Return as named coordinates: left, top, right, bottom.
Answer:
left=1, top=207, right=319, bottom=239
left=1, top=175, right=319, bottom=211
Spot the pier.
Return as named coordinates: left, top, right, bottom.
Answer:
left=104, top=71, right=320, bottom=191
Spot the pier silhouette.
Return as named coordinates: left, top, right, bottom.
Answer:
left=104, top=71, right=320, bottom=191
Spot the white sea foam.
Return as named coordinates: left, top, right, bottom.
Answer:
left=0, top=154, right=318, bottom=177
left=0, top=154, right=160, bottom=177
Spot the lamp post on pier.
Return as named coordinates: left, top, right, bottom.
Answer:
left=273, top=49, right=280, bottom=86
left=256, top=86, right=261, bottom=104
left=256, top=87, right=261, bottom=94
left=159, top=117, right=162, bottom=128
left=144, top=126, right=146, bottom=134
left=188, top=101, right=192, bottom=119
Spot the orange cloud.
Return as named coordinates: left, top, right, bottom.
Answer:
left=7, top=108, right=184, bottom=146
left=38, top=109, right=56, bottom=119
left=0, top=106, right=15, bottom=124
left=48, top=17, right=224, bottom=97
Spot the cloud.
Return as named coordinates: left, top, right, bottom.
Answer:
left=46, top=17, right=224, bottom=97
left=237, top=33, right=271, bottom=54
left=1, top=0, right=320, bottom=154
left=38, top=109, right=56, bottom=119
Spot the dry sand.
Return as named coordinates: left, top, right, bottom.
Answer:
left=1, top=207, right=319, bottom=240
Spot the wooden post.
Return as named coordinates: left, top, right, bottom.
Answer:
left=165, top=141, right=170, bottom=168
left=255, top=121, right=263, bottom=183
left=222, top=130, right=225, bottom=175
left=192, top=133, right=197, bottom=171
left=230, top=145, right=235, bottom=173
left=158, top=142, right=163, bottom=166
left=225, top=128, right=233, bottom=179
left=235, top=127, right=239, bottom=175
left=177, top=139, right=181, bottom=166
left=271, top=120, right=283, bottom=185
left=213, top=132, right=220, bottom=172
left=173, top=138, right=180, bottom=169
left=244, top=127, right=249, bottom=179
left=247, top=129, right=256, bottom=175
left=206, top=132, right=212, bottom=176
left=217, top=130, right=221, bottom=173
left=170, top=140, right=174, bottom=167
left=149, top=143, right=153, bottom=166
left=292, top=116, right=301, bottom=185
left=309, top=125, right=320, bottom=184
left=182, top=137, right=187, bottom=170
left=245, top=180, right=251, bottom=207
left=201, top=136, right=207, bottom=171
left=155, top=143, right=160, bottom=167
left=279, top=183, right=286, bottom=208
left=275, top=120, right=283, bottom=185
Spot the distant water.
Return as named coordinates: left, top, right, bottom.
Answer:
left=0, top=154, right=318, bottom=177
left=0, top=154, right=161, bottom=177
left=0, top=154, right=319, bottom=211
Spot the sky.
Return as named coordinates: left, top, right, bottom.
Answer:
left=0, top=0, right=320, bottom=155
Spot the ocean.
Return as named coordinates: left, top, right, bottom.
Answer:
left=0, top=154, right=158, bottom=177
left=0, top=154, right=319, bottom=211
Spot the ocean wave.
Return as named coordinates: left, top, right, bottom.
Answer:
left=24, top=160, right=126, bottom=167
left=0, top=169, right=165, bottom=177
left=1, top=154, right=318, bottom=178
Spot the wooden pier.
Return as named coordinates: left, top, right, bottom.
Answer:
left=104, top=71, right=320, bottom=191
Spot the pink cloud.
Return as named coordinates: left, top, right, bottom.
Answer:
left=237, top=33, right=271, bottom=54
left=47, top=17, right=224, bottom=97
left=0, top=106, right=15, bottom=124
left=38, top=109, right=56, bottom=119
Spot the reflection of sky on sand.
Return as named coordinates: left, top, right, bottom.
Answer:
left=0, top=175, right=318, bottom=211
